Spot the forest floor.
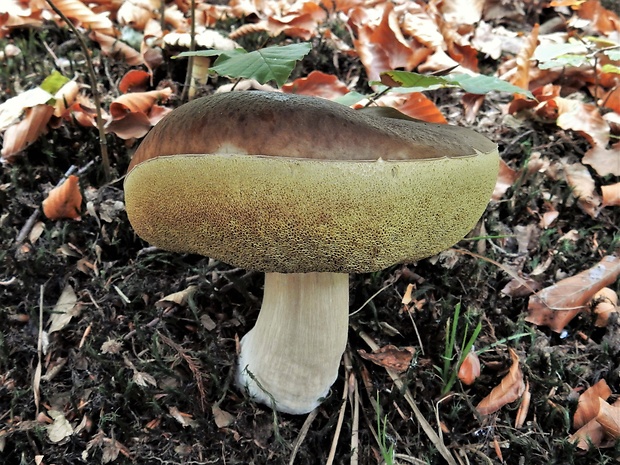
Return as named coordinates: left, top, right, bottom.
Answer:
left=1, top=0, right=620, bottom=464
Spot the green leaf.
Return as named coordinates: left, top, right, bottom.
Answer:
left=445, top=73, right=534, bottom=98
left=208, top=43, right=312, bottom=87
left=601, top=63, right=620, bottom=74
left=40, top=71, right=70, bottom=95
left=174, top=48, right=247, bottom=59
left=333, top=91, right=366, bottom=106
left=603, top=49, right=620, bottom=61
left=538, top=54, right=591, bottom=69
left=380, top=70, right=533, bottom=99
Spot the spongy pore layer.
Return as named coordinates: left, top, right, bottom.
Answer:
left=125, top=150, right=499, bottom=273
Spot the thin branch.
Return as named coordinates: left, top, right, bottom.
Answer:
left=181, top=0, right=196, bottom=102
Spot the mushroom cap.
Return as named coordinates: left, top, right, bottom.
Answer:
left=125, top=91, right=499, bottom=273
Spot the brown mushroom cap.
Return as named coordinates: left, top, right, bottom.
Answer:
left=125, top=91, right=499, bottom=273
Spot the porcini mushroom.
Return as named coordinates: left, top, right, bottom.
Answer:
left=124, top=91, right=499, bottom=414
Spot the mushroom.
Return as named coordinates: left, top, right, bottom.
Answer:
left=124, top=91, right=499, bottom=414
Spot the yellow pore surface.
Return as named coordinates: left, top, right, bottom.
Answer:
left=125, top=149, right=498, bottom=273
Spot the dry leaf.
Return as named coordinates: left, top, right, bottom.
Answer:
left=42, top=175, right=83, bottom=220
left=492, top=159, right=519, bottom=201
left=109, top=88, right=172, bottom=120
left=476, top=349, right=525, bottom=415
left=48, top=284, right=80, bottom=333
left=601, top=182, right=620, bottom=207
left=282, top=71, right=349, bottom=99
left=458, top=351, right=480, bottom=386
left=510, top=23, right=539, bottom=92
left=47, top=410, right=74, bottom=443
left=358, top=345, right=415, bottom=373
left=212, top=405, right=234, bottom=428
left=133, top=370, right=157, bottom=388
left=156, top=285, right=198, bottom=308
left=596, top=399, right=620, bottom=438
left=89, top=31, right=144, bottom=66
left=53, top=80, right=79, bottom=117
left=582, top=142, right=620, bottom=177
left=49, top=0, right=116, bottom=35
left=100, top=339, right=122, bottom=355
left=570, top=417, right=605, bottom=450
left=515, top=380, right=530, bottom=428
left=593, top=287, right=618, bottom=327
left=555, top=97, right=610, bottom=147
left=118, top=69, right=151, bottom=94
left=563, top=161, right=601, bottom=218
left=439, top=0, right=485, bottom=25
left=1, top=104, right=54, bottom=161
left=526, top=256, right=620, bottom=332
left=574, top=379, right=611, bottom=429
left=169, top=406, right=197, bottom=428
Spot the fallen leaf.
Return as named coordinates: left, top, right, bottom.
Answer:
left=156, top=285, right=198, bottom=308
left=563, top=161, right=601, bottom=218
left=492, top=159, right=519, bottom=201
left=47, top=410, right=74, bottom=443
left=510, top=23, right=539, bottom=93
left=602, top=182, right=620, bottom=207
left=169, top=406, right=197, bottom=428
left=53, top=80, right=79, bottom=117
left=476, top=349, right=525, bottom=415
left=438, top=0, right=485, bottom=25
left=90, top=31, right=144, bottom=66
left=596, top=399, right=620, bottom=438
left=48, top=0, right=116, bottom=36
left=555, top=97, right=610, bottom=147
left=526, top=256, right=620, bottom=332
left=109, top=88, right=172, bottom=120
left=42, top=175, right=83, bottom=220
left=574, top=379, right=612, bottom=429
left=458, top=351, right=480, bottom=386
left=593, top=287, right=619, bottom=327
left=48, top=284, right=80, bottom=333
left=212, top=405, right=234, bottom=428
left=570, top=417, right=605, bottom=450
left=282, top=71, right=349, bottom=99
left=118, top=69, right=151, bottom=93
left=582, top=142, right=620, bottom=177
left=358, top=345, right=415, bottom=373
left=515, top=381, right=531, bottom=428
left=1, top=104, right=54, bottom=161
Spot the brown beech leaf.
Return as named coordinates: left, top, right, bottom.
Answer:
left=118, top=69, right=151, bottom=94
left=458, top=351, right=480, bottom=386
left=526, top=256, right=620, bottom=332
left=89, top=31, right=144, bottom=66
left=515, top=380, right=531, bottom=428
left=108, top=88, right=172, bottom=120
left=476, top=349, right=525, bottom=415
left=358, top=345, right=415, bottom=373
left=49, top=0, right=116, bottom=36
left=510, top=23, right=539, bottom=93
left=282, top=71, right=349, bottom=99
left=596, top=399, right=620, bottom=438
left=577, top=0, right=620, bottom=35
left=570, top=417, right=605, bottom=450
left=438, top=0, right=485, bottom=25
left=574, top=379, right=612, bottom=429
left=53, top=80, right=79, bottom=117
left=563, top=161, right=601, bottom=217
left=555, top=97, right=610, bottom=147
left=105, top=111, right=153, bottom=139
left=583, top=142, right=620, bottom=177
left=42, top=175, right=83, bottom=221
left=156, top=285, right=198, bottom=308
left=393, top=92, right=447, bottom=124
left=1, top=104, right=54, bottom=162
left=601, top=182, right=620, bottom=207
left=593, top=287, right=619, bottom=327
left=492, top=159, right=519, bottom=201
left=352, top=3, right=430, bottom=83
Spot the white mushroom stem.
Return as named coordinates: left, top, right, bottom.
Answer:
left=236, top=272, right=349, bottom=415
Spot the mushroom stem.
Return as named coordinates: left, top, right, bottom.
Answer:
left=237, top=272, right=349, bottom=414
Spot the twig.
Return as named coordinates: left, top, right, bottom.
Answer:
left=326, top=360, right=350, bottom=465
left=14, top=164, right=79, bottom=246
left=44, top=0, right=110, bottom=180
left=181, top=0, right=196, bottom=102
left=288, top=408, right=318, bottom=465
